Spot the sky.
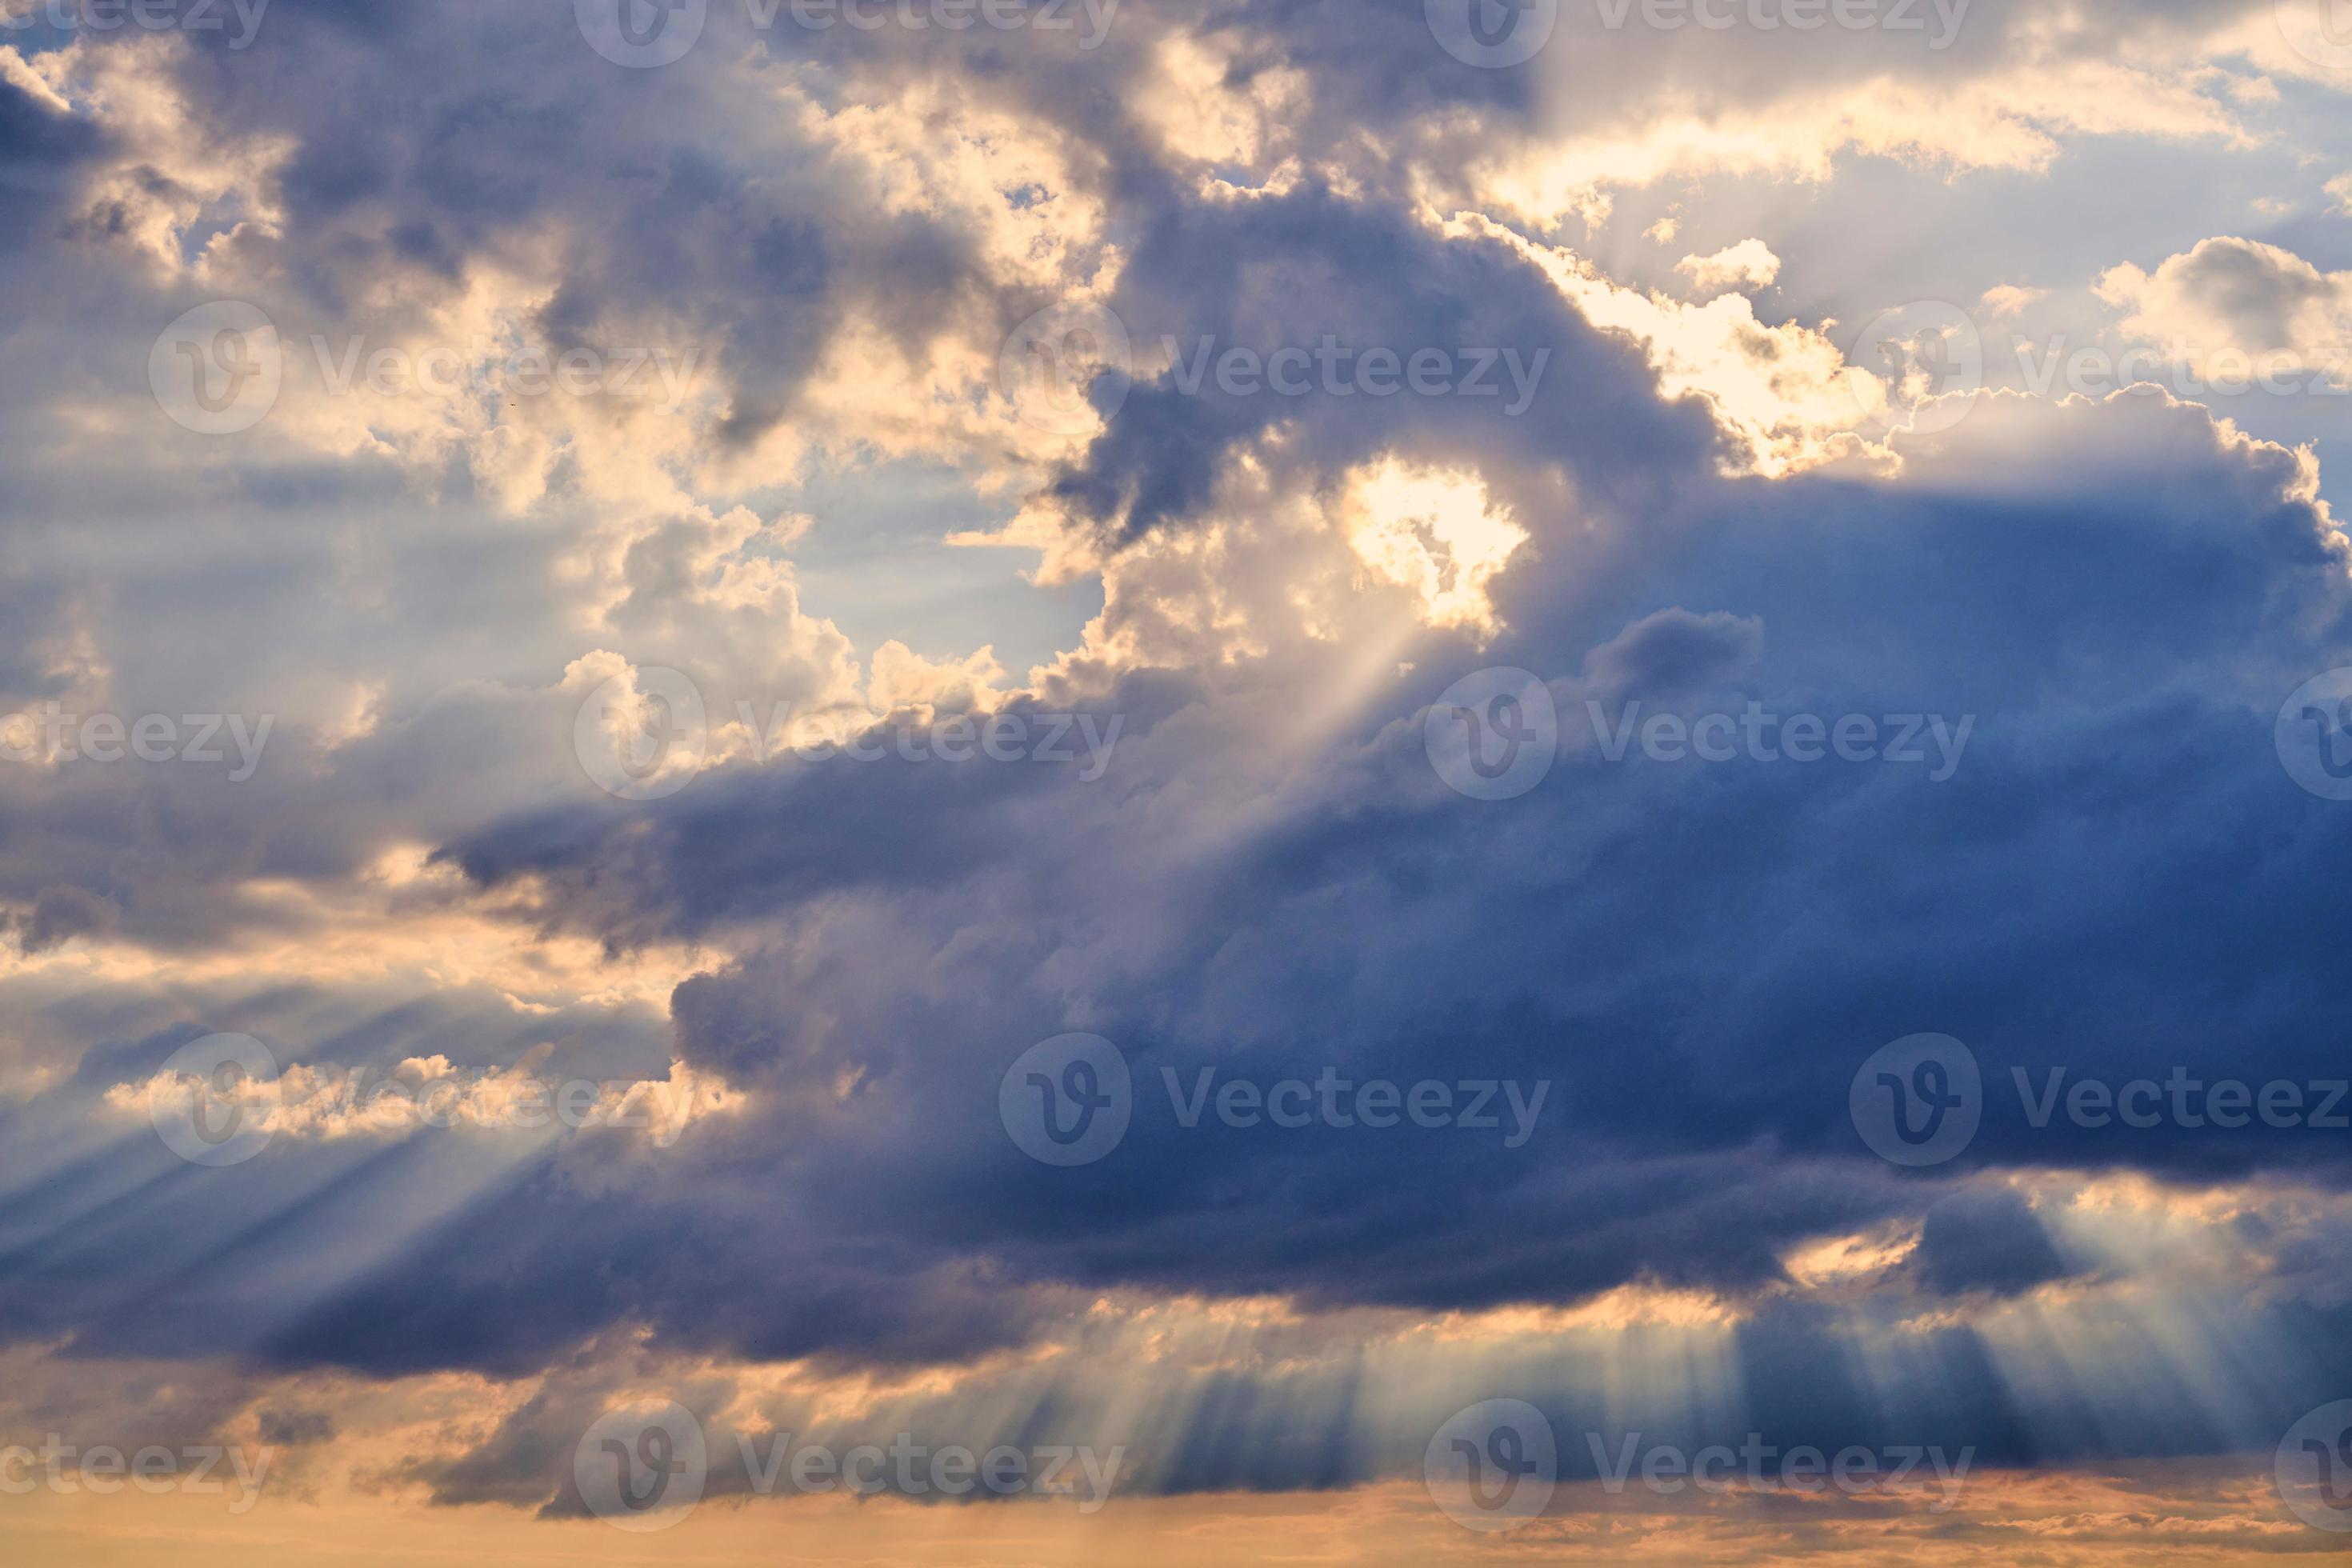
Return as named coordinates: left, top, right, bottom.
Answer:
left=3, top=0, right=2352, bottom=1560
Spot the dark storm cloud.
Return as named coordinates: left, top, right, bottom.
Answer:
left=1049, top=180, right=1726, bottom=544
left=354, top=377, right=2352, bottom=1394
left=4, top=883, right=120, bottom=953
left=0, top=71, right=102, bottom=256
left=326, top=394, right=2352, bottom=1410
left=1910, top=1189, right=2073, bottom=1298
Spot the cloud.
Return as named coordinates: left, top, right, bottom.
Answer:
left=358, top=387, right=2352, bottom=1390
left=1677, top=238, right=1782, bottom=294
left=6, top=0, right=2352, bottom=1526
left=4, top=884, right=119, bottom=954
left=2096, top=236, right=2352, bottom=374
left=1910, top=1188, right=2074, bottom=1298
left=1978, top=283, right=2049, bottom=318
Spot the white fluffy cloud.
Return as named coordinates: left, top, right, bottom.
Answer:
left=2097, top=236, right=2352, bottom=375
left=1676, top=238, right=1782, bottom=294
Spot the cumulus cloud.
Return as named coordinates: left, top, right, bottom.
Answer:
left=2096, top=236, right=2352, bottom=375
left=1978, top=282, right=2049, bottom=317
left=1676, top=238, right=1782, bottom=294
